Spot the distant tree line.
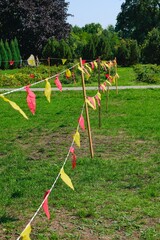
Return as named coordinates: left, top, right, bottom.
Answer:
left=42, top=24, right=160, bottom=66
left=0, top=0, right=159, bottom=67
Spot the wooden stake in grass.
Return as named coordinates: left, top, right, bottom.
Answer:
left=98, top=56, right=101, bottom=128
left=47, top=57, right=51, bottom=77
left=80, top=57, right=94, bottom=158
left=106, top=84, right=110, bottom=112
left=106, top=67, right=111, bottom=112
left=114, top=57, right=118, bottom=94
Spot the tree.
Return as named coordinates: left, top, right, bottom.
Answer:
left=115, top=0, right=160, bottom=43
left=0, top=0, right=72, bottom=57
left=5, top=40, right=12, bottom=62
left=0, top=40, right=9, bottom=69
left=82, top=35, right=97, bottom=60
left=14, top=38, right=21, bottom=64
left=10, top=40, right=19, bottom=68
left=102, top=25, right=120, bottom=59
left=142, top=28, right=160, bottom=64
left=42, top=37, right=72, bottom=65
left=82, top=23, right=103, bottom=35
left=116, top=38, right=140, bottom=66
left=0, top=53, right=1, bottom=68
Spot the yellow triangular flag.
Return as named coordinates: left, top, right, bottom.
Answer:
left=100, top=83, right=107, bottom=92
left=20, top=224, right=31, bottom=240
left=105, top=80, right=112, bottom=86
left=96, top=92, right=101, bottom=100
left=73, top=130, right=80, bottom=147
left=0, top=95, right=28, bottom=120
left=78, top=65, right=85, bottom=74
left=94, top=61, right=98, bottom=68
left=66, top=69, right=71, bottom=78
left=60, top=167, right=74, bottom=190
left=86, top=97, right=96, bottom=110
left=85, top=73, right=90, bottom=80
left=44, top=78, right=51, bottom=103
left=62, top=59, right=67, bottom=65
left=85, top=63, right=92, bottom=73
left=115, top=73, right=119, bottom=79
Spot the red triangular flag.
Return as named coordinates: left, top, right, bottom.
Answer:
left=82, top=60, right=86, bottom=65
left=9, top=60, right=14, bottom=66
left=72, top=153, right=77, bottom=169
left=42, top=190, right=50, bottom=219
left=78, top=115, right=85, bottom=131
left=25, top=85, right=36, bottom=114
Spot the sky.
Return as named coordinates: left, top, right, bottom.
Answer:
left=67, top=0, right=124, bottom=29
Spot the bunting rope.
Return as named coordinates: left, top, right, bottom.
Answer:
left=1, top=57, right=119, bottom=239
left=16, top=103, right=85, bottom=240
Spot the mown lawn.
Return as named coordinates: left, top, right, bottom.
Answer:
left=0, top=88, right=160, bottom=239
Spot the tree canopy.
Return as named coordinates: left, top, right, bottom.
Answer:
left=0, top=0, right=71, bottom=57
left=115, top=0, right=160, bottom=43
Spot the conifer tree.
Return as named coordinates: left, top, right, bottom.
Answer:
left=5, top=40, right=12, bottom=63
left=0, top=53, right=1, bottom=68
left=14, top=37, right=21, bottom=66
left=0, top=40, right=9, bottom=69
left=10, top=40, right=18, bottom=68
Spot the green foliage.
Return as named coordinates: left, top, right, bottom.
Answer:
left=0, top=0, right=71, bottom=57
left=5, top=40, right=12, bottom=62
left=0, top=39, right=9, bottom=69
left=116, top=0, right=160, bottom=43
left=82, top=23, right=103, bottom=35
left=10, top=40, right=19, bottom=68
left=117, top=39, right=140, bottom=66
left=133, top=64, right=160, bottom=84
left=42, top=38, right=72, bottom=65
left=142, top=28, right=160, bottom=64
left=14, top=37, right=21, bottom=64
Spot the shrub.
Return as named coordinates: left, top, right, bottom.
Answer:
left=133, top=64, right=160, bottom=84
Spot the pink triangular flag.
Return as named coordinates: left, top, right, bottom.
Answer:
left=95, top=95, right=101, bottom=106
left=90, top=62, right=95, bottom=70
left=78, top=115, right=85, bottom=131
left=87, top=96, right=96, bottom=110
left=70, top=146, right=75, bottom=154
left=25, top=85, right=36, bottom=114
left=42, top=190, right=50, bottom=220
left=54, top=76, right=62, bottom=92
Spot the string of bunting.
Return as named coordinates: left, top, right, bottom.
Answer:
left=16, top=103, right=85, bottom=240
left=1, top=57, right=119, bottom=239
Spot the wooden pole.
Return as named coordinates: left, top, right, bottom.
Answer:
left=106, top=68, right=110, bottom=111
left=47, top=57, right=51, bottom=77
left=80, top=57, right=94, bottom=158
left=98, top=57, right=101, bottom=128
left=115, top=58, right=118, bottom=94
left=106, top=85, right=110, bottom=112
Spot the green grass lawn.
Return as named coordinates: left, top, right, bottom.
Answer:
left=0, top=88, right=160, bottom=239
